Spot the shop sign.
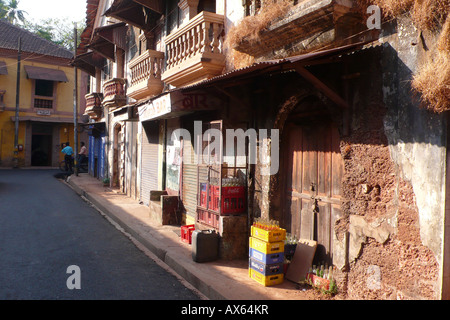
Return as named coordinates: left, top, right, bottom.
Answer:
left=139, top=90, right=225, bottom=122
left=36, top=109, right=51, bottom=116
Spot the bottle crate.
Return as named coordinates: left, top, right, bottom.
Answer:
left=251, top=225, right=286, bottom=242
left=221, top=186, right=246, bottom=214
left=249, top=237, right=284, bottom=255
left=197, top=209, right=219, bottom=229
left=180, top=224, right=195, bottom=244
left=249, top=258, right=283, bottom=276
left=306, top=273, right=330, bottom=291
left=249, top=248, right=284, bottom=264
left=199, top=183, right=207, bottom=207
left=210, top=185, right=220, bottom=211
left=249, top=268, right=284, bottom=287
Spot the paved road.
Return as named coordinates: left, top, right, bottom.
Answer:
left=0, top=169, right=201, bottom=300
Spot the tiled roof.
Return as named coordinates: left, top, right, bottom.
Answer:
left=0, top=19, right=73, bottom=59
left=77, top=0, right=100, bottom=56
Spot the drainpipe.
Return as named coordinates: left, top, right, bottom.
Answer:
left=13, top=37, right=21, bottom=169
left=73, top=23, right=79, bottom=175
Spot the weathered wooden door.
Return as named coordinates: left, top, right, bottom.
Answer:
left=282, top=120, right=343, bottom=265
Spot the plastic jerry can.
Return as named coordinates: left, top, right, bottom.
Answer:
left=192, top=229, right=220, bottom=263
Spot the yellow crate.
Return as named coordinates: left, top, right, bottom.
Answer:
left=249, top=237, right=284, bottom=254
left=251, top=226, right=286, bottom=242
left=249, top=268, right=284, bottom=287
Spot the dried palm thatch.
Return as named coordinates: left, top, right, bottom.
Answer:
left=225, top=0, right=295, bottom=68
left=367, top=0, right=450, bottom=112
left=411, top=17, right=450, bottom=113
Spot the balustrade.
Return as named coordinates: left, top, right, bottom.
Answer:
left=84, top=92, right=103, bottom=119
left=102, top=78, right=126, bottom=109
left=128, top=49, right=164, bottom=100
left=162, top=11, right=226, bottom=87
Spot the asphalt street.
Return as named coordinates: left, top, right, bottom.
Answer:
left=0, top=169, right=201, bottom=300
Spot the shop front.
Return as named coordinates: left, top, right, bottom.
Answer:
left=87, top=122, right=106, bottom=180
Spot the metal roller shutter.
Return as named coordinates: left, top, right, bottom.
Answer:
left=182, top=133, right=197, bottom=219
left=141, top=121, right=159, bottom=206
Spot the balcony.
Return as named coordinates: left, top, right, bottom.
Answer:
left=232, top=0, right=358, bottom=59
left=161, top=11, right=226, bottom=87
left=102, top=78, right=126, bottom=109
left=128, top=49, right=164, bottom=100
left=84, top=92, right=104, bottom=119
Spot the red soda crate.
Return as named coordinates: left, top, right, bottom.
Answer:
left=306, top=273, right=330, bottom=291
left=221, top=186, right=246, bottom=214
left=210, top=185, right=220, bottom=211
left=200, top=183, right=207, bottom=207
left=181, top=225, right=195, bottom=244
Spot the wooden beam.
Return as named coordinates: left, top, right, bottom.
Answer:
left=293, top=65, right=349, bottom=109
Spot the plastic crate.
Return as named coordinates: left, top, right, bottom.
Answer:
left=306, top=273, right=330, bottom=291
left=249, top=258, right=283, bottom=276
left=197, top=209, right=219, bottom=229
left=199, top=183, right=207, bottom=207
left=221, top=186, right=246, bottom=214
left=249, top=268, right=284, bottom=287
left=249, top=237, right=284, bottom=255
left=181, top=224, right=195, bottom=244
left=249, top=248, right=284, bottom=264
left=251, top=226, right=286, bottom=242
left=210, top=185, right=220, bottom=211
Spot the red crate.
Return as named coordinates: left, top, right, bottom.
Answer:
left=306, top=273, right=330, bottom=291
left=221, top=186, right=246, bottom=214
left=181, top=225, right=195, bottom=244
left=199, top=183, right=207, bottom=207
left=210, top=185, right=220, bottom=211
left=197, top=209, right=219, bottom=229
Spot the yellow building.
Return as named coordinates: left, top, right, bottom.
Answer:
left=0, top=20, right=87, bottom=167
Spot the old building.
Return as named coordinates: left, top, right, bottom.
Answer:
left=0, top=20, right=88, bottom=168
left=74, top=0, right=450, bottom=299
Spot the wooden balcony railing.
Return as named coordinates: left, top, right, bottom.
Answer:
left=162, top=11, right=226, bottom=87
left=102, top=78, right=126, bottom=109
left=84, top=92, right=103, bottom=119
left=128, top=49, right=164, bottom=100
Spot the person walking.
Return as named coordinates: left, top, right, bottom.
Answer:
left=77, top=142, right=88, bottom=170
left=61, top=142, right=74, bottom=172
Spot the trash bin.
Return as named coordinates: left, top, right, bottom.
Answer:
left=192, top=229, right=219, bottom=263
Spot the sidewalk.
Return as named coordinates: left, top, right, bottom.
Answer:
left=65, top=173, right=330, bottom=300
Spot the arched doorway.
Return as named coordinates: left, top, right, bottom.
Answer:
left=279, top=96, right=343, bottom=265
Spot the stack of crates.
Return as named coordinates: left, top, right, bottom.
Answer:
left=249, top=225, right=286, bottom=286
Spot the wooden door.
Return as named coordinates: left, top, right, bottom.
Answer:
left=282, top=120, right=343, bottom=265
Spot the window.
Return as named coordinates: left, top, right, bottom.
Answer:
left=34, top=80, right=54, bottom=109
left=35, top=80, right=53, bottom=97
left=198, top=0, right=216, bottom=13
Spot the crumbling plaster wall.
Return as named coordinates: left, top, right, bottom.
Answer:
left=342, top=16, right=444, bottom=299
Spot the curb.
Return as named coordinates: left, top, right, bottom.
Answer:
left=65, top=176, right=225, bottom=300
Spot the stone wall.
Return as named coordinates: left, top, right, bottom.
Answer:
left=337, top=16, right=444, bottom=299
